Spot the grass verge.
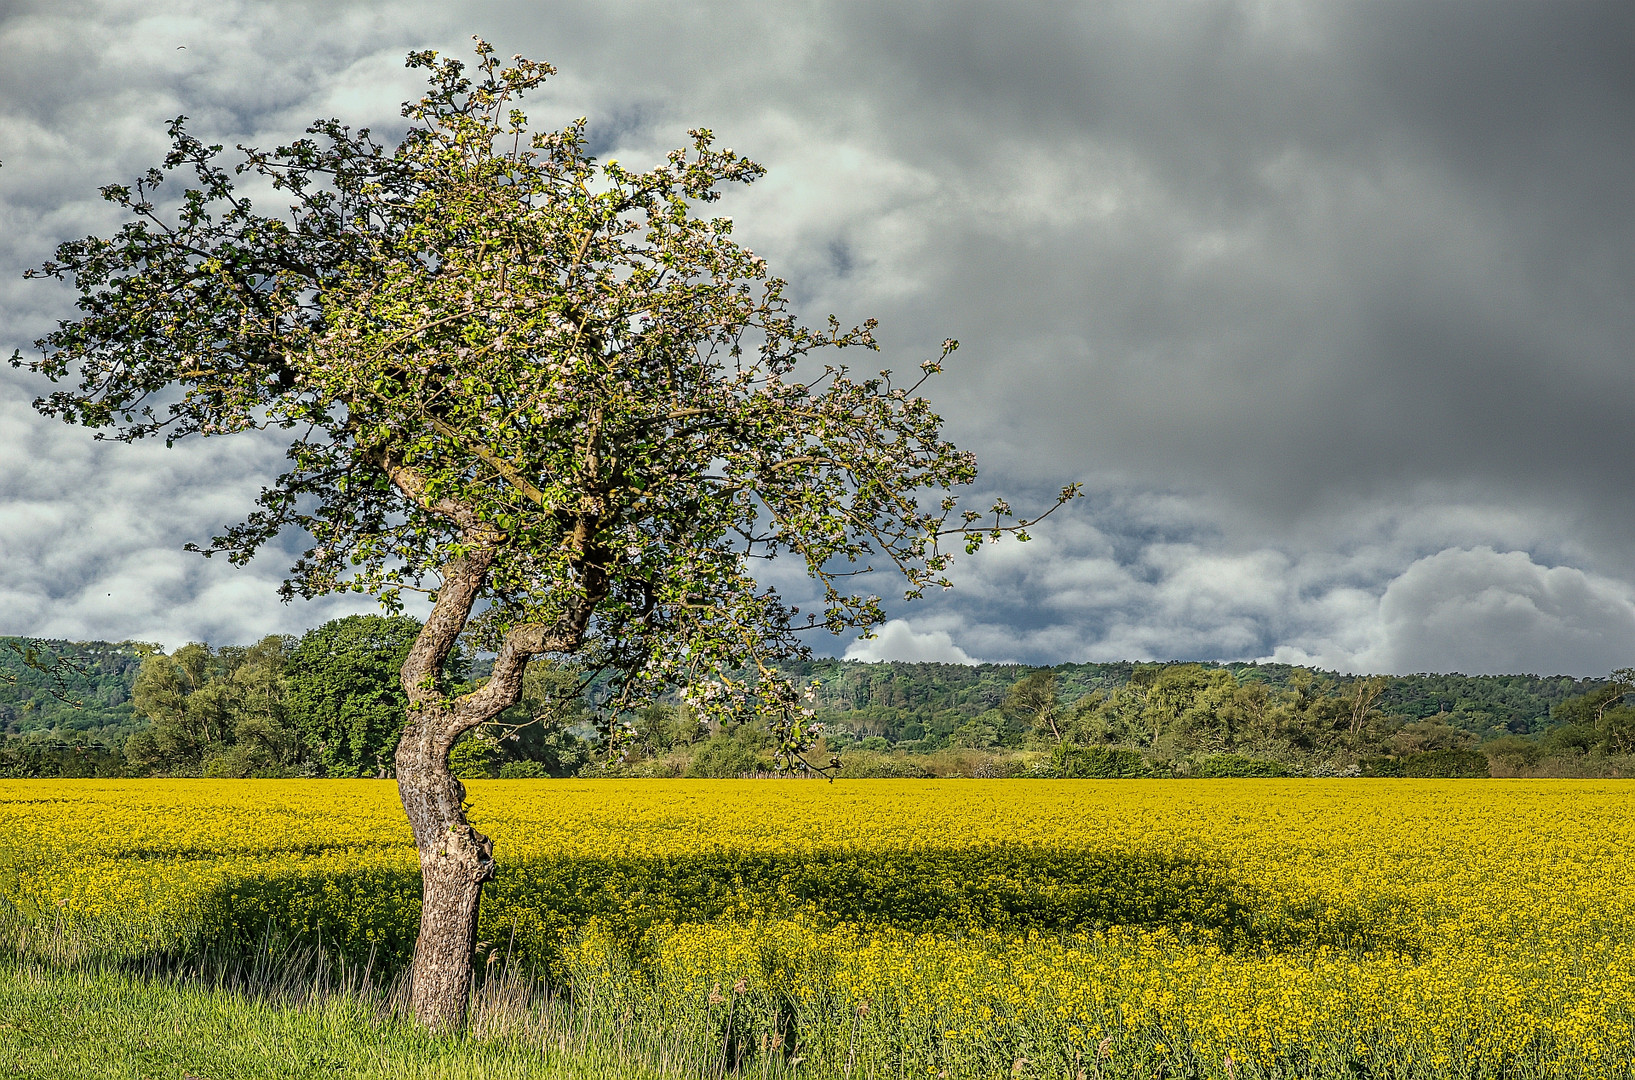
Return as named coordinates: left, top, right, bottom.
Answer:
left=0, top=956, right=776, bottom=1080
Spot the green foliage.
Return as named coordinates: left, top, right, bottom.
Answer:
left=448, top=730, right=503, bottom=780
left=791, top=658, right=1606, bottom=751
left=0, top=639, right=89, bottom=709
left=1541, top=722, right=1597, bottom=756
left=1051, top=744, right=1148, bottom=779
left=1193, top=754, right=1292, bottom=778
left=835, top=753, right=933, bottom=779
left=15, top=41, right=1074, bottom=775
left=1001, top=669, right=1060, bottom=744
left=123, top=637, right=303, bottom=777
left=497, top=760, right=555, bottom=779
left=1548, top=670, right=1635, bottom=757
left=18, top=628, right=1635, bottom=780
left=686, top=726, right=773, bottom=778
left=0, top=742, right=128, bottom=779
left=1481, top=736, right=1543, bottom=771
left=1361, top=750, right=1490, bottom=778
left=0, top=639, right=144, bottom=745
left=1378, top=671, right=1594, bottom=736
left=284, top=616, right=423, bottom=778
left=482, top=660, right=594, bottom=777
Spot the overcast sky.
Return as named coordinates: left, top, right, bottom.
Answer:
left=3, top=0, right=1633, bottom=676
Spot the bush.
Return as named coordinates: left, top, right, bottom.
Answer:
left=686, top=731, right=771, bottom=778
left=1194, top=754, right=1292, bottom=778
left=448, top=731, right=502, bottom=779
left=498, top=760, right=553, bottom=779
left=1362, top=749, right=1490, bottom=778
left=1404, top=749, right=1490, bottom=778
left=837, top=753, right=932, bottom=779
left=1483, top=736, right=1542, bottom=772
left=1541, top=723, right=1596, bottom=757
left=1051, top=744, right=1147, bottom=779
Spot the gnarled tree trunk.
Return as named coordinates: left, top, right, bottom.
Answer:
left=396, top=715, right=496, bottom=1031
left=394, top=549, right=508, bottom=1032
left=392, top=547, right=581, bottom=1031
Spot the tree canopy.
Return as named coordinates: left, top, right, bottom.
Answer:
left=14, top=41, right=1072, bottom=1028
left=285, top=615, right=425, bottom=778
left=17, top=42, right=1068, bottom=741
left=125, top=636, right=302, bottom=777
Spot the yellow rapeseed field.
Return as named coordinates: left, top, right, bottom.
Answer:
left=2, top=779, right=1632, bottom=1078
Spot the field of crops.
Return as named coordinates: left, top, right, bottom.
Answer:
left=2, top=779, right=1633, bottom=1078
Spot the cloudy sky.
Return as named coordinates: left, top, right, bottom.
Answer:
left=2, top=0, right=1633, bottom=676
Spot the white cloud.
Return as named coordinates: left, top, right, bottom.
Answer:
left=843, top=493, right=1634, bottom=678
left=844, top=620, right=977, bottom=665
left=0, top=386, right=424, bottom=650
left=1354, top=547, right=1635, bottom=677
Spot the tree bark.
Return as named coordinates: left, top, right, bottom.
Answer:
left=395, top=550, right=499, bottom=1032
left=392, top=546, right=585, bottom=1031
left=397, top=720, right=495, bottom=1031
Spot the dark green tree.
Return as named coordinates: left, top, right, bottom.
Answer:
left=1001, top=669, right=1060, bottom=744
left=124, top=636, right=302, bottom=776
left=1549, top=668, right=1635, bottom=756
left=285, top=615, right=425, bottom=777
left=0, top=639, right=90, bottom=709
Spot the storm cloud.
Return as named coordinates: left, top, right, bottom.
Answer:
left=3, top=1, right=1633, bottom=674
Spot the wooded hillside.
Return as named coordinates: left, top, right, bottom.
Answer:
left=2, top=632, right=1618, bottom=779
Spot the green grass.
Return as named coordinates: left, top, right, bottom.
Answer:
left=0, top=957, right=779, bottom=1080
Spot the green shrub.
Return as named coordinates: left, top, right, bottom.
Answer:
left=1362, top=749, right=1490, bottom=778
left=1194, top=754, right=1292, bottom=778
left=1051, top=744, right=1147, bottom=779
left=1483, top=736, right=1543, bottom=771
left=1403, top=749, right=1490, bottom=778
left=498, top=760, right=553, bottom=779
left=449, top=731, right=502, bottom=779
left=836, top=753, right=932, bottom=779
left=685, top=732, right=770, bottom=778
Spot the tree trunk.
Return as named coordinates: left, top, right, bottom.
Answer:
left=397, top=719, right=495, bottom=1032
left=377, top=525, right=595, bottom=1030
left=390, top=547, right=502, bottom=1033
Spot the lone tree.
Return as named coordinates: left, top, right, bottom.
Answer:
left=12, top=43, right=1076, bottom=1029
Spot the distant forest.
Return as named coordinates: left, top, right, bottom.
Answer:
left=1, top=629, right=1628, bottom=780
left=784, top=659, right=1598, bottom=743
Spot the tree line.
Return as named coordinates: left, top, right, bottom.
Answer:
left=5, top=628, right=1632, bottom=780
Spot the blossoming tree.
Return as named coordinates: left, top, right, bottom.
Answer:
left=13, top=42, right=1077, bottom=1029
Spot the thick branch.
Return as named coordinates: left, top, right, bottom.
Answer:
left=401, top=549, right=496, bottom=716
left=453, top=622, right=570, bottom=727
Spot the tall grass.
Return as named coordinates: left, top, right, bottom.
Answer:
left=0, top=907, right=810, bottom=1080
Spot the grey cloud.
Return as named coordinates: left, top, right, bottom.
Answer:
left=1358, top=547, right=1635, bottom=678
left=3, top=1, right=1634, bottom=677
left=838, top=491, right=1629, bottom=677
left=0, top=384, right=422, bottom=649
